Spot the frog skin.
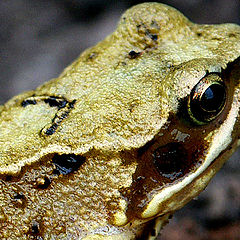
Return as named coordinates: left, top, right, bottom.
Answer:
left=0, top=2, right=239, bottom=239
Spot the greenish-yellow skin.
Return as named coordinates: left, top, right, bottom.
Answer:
left=0, top=3, right=239, bottom=239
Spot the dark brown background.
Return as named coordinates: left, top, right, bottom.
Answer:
left=0, top=1, right=239, bottom=239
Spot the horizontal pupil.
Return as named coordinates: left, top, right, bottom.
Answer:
left=200, top=84, right=225, bottom=112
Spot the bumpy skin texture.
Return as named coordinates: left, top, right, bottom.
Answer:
left=0, top=3, right=239, bottom=239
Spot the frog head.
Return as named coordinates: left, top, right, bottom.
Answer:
left=0, top=3, right=239, bottom=239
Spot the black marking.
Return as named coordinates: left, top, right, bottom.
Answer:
left=150, top=34, right=158, bottom=41
left=42, top=99, right=76, bottom=136
left=21, top=96, right=77, bottom=136
left=44, top=96, right=67, bottom=109
left=36, top=177, right=51, bottom=189
left=45, top=123, right=58, bottom=136
left=52, top=154, right=86, bottom=175
left=44, top=110, right=70, bottom=135
left=21, top=99, right=37, bottom=107
left=88, top=52, right=97, bottom=60
left=12, top=192, right=27, bottom=208
left=128, top=50, right=141, bottom=59
left=13, top=192, right=25, bottom=200
left=69, top=99, right=76, bottom=108
left=145, top=29, right=158, bottom=41
left=30, top=221, right=40, bottom=235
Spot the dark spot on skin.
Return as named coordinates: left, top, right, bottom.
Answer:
left=44, top=110, right=70, bottom=135
left=45, top=123, right=58, bottom=136
left=128, top=50, right=141, bottom=59
left=36, top=177, right=51, bottom=189
left=228, top=33, right=237, bottom=38
left=12, top=192, right=27, bottom=207
left=145, top=29, right=158, bottom=41
left=31, top=224, right=39, bottom=234
left=153, top=142, right=188, bottom=180
left=88, top=52, right=98, bottom=60
left=21, top=99, right=37, bottom=107
left=69, top=99, right=76, bottom=108
left=21, top=96, right=76, bottom=136
left=150, top=34, right=158, bottom=41
left=42, top=99, right=76, bottom=136
left=29, top=221, right=40, bottom=235
left=52, top=154, right=86, bottom=175
left=196, top=32, right=202, bottom=37
left=13, top=192, right=25, bottom=200
left=44, top=96, right=67, bottom=109
left=59, top=111, right=69, bottom=120
left=167, top=63, right=174, bottom=69
left=136, top=24, right=141, bottom=30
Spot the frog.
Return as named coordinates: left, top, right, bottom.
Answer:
left=0, top=2, right=239, bottom=239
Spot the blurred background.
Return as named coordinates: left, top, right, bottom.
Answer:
left=0, top=0, right=239, bottom=239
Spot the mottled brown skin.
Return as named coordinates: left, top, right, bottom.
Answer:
left=0, top=3, right=239, bottom=240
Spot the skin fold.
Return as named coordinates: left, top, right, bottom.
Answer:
left=0, top=3, right=239, bottom=239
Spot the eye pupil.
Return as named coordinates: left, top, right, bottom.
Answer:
left=201, top=84, right=226, bottom=112
left=188, top=74, right=226, bottom=124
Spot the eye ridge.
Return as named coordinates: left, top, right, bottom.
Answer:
left=188, top=74, right=226, bottom=124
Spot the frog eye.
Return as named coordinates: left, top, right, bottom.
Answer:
left=188, top=74, right=226, bottom=124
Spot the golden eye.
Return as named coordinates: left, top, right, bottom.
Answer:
left=188, top=74, right=226, bottom=124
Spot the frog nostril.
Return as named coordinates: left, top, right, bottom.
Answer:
left=52, top=154, right=86, bottom=175
left=153, top=142, right=188, bottom=180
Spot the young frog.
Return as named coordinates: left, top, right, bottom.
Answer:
left=0, top=2, right=239, bottom=239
